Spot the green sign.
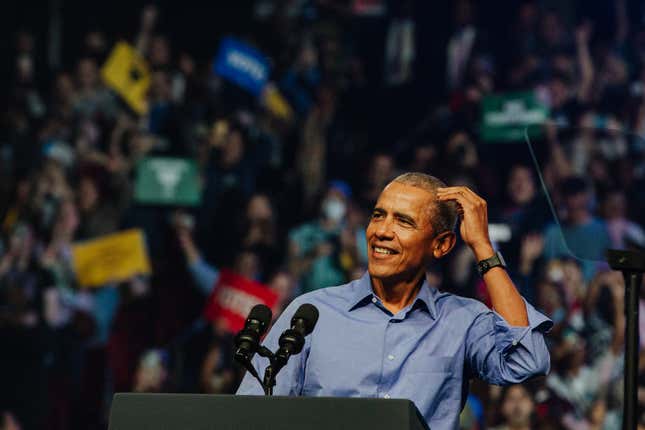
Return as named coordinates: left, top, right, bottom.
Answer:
left=134, top=157, right=201, bottom=206
left=481, top=91, right=549, bottom=142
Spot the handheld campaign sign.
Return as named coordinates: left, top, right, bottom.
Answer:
left=481, top=91, right=549, bottom=142
left=101, top=42, right=151, bottom=115
left=203, top=269, right=279, bottom=333
left=72, top=229, right=151, bottom=288
left=134, top=157, right=201, bottom=206
left=213, top=37, right=269, bottom=96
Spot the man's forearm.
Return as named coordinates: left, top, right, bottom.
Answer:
left=473, top=244, right=529, bottom=326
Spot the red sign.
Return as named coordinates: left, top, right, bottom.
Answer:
left=203, top=269, right=279, bottom=333
left=353, top=0, right=386, bottom=16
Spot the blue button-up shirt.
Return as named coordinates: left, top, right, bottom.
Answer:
left=237, top=272, right=552, bottom=430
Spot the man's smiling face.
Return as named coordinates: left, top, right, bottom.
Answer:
left=366, top=181, right=437, bottom=284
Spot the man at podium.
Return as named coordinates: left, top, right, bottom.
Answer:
left=237, top=172, right=552, bottom=430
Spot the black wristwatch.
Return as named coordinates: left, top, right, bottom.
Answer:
left=476, top=251, right=507, bottom=277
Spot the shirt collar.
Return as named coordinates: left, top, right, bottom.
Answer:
left=347, top=271, right=438, bottom=319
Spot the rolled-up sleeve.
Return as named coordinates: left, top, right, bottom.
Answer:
left=466, top=298, right=553, bottom=385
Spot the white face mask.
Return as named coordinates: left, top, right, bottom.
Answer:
left=322, top=198, right=346, bottom=222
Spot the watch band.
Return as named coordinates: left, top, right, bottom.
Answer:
left=476, top=251, right=507, bottom=277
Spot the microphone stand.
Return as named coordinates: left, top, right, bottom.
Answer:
left=235, top=346, right=274, bottom=394
left=261, top=351, right=287, bottom=396
left=607, top=249, right=644, bottom=430
left=263, top=365, right=277, bottom=396
left=257, top=347, right=276, bottom=396
left=235, top=343, right=286, bottom=396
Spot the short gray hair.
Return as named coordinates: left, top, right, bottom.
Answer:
left=392, top=172, right=458, bottom=233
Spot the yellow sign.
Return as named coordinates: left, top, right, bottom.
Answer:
left=262, top=84, right=293, bottom=121
left=72, top=229, right=151, bottom=288
left=101, top=42, right=150, bottom=115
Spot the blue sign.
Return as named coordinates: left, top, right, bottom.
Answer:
left=213, top=37, right=269, bottom=96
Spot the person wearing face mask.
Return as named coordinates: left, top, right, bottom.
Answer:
left=287, top=180, right=354, bottom=293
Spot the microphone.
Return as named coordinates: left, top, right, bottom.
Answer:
left=275, top=303, right=319, bottom=366
left=262, top=304, right=319, bottom=394
left=234, top=304, right=272, bottom=366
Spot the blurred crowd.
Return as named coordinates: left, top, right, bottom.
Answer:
left=1, top=0, right=645, bottom=429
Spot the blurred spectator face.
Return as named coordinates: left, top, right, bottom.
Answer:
left=552, top=54, right=574, bottom=77
left=149, top=36, right=171, bottom=67
left=537, top=280, right=565, bottom=323
left=76, top=58, right=99, bottom=90
left=78, top=177, right=99, bottom=212
left=369, top=154, right=395, bottom=188
left=562, top=331, right=586, bottom=370
left=133, top=350, right=168, bottom=393
left=446, top=132, right=478, bottom=169
left=247, top=194, right=273, bottom=223
left=55, top=200, right=80, bottom=236
left=321, top=188, right=348, bottom=223
left=500, top=385, right=534, bottom=428
left=130, top=132, right=157, bottom=158
left=178, top=52, right=195, bottom=76
left=410, top=145, right=436, bottom=172
left=588, top=155, right=610, bottom=183
left=8, top=223, right=33, bottom=258
left=561, top=259, right=583, bottom=286
left=347, top=201, right=368, bottom=229
left=547, top=77, right=570, bottom=109
left=269, top=271, right=297, bottom=310
left=40, top=162, right=69, bottom=197
left=564, top=190, right=590, bottom=214
left=507, top=165, right=535, bottom=206
left=601, top=54, right=628, bottom=86
left=561, top=177, right=592, bottom=217
left=220, top=129, right=244, bottom=168
left=297, top=41, right=318, bottom=70
left=54, top=73, right=76, bottom=103
left=235, top=251, right=260, bottom=280
left=561, top=259, right=584, bottom=305
left=540, top=12, right=564, bottom=47
left=15, top=55, right=34, bottom=84
left=84, top=31, right=107, bottom=56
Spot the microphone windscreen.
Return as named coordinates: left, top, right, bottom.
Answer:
left=248, top=304, right=273, bottom=334
left=292, top=304, right=319, bottom=335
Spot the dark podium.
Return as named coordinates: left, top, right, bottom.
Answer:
left=108, top=393, right=430, bottom=430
